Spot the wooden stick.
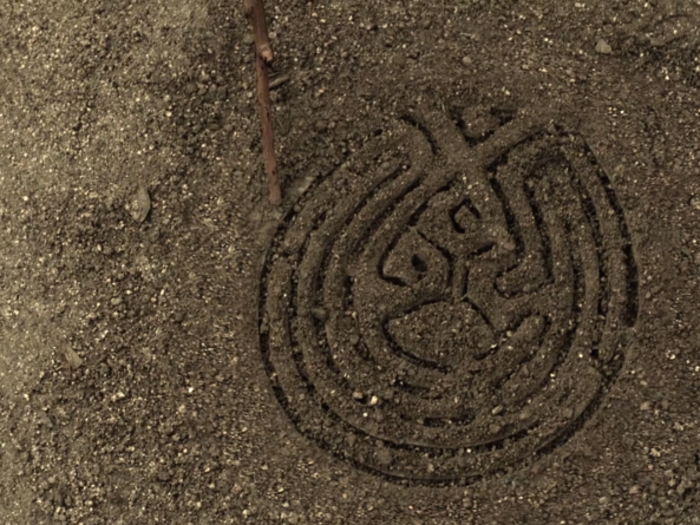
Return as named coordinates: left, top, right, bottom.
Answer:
left=245, top=0, right=281, bottom=204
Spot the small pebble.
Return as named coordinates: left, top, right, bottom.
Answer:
left=269, top=75, right=290, bottom=90
left=311, top=307, right=328, bottom=321
left=595, top=38, right=612, bottom=54
left=60, top=344, right=82, bottom=369
left=376, top=448, right=393, bottom=466
left=243, top=33, right=255, bottom=46
left=676, top=480, right=691, bottom=496
left=128, top=185, right=151, bottom=223
left=111, top=391, right=126, bottom=402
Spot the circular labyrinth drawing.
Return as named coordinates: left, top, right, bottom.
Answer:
left=259, top=107, right=639, bottom=485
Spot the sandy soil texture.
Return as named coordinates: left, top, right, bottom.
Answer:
left=1, top=1, right=700, bottom=524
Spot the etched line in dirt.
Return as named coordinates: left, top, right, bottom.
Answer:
left=259, top=107, right=639, bottom=485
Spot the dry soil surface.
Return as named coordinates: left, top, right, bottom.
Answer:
left=1, top=1, right=700, bottom=524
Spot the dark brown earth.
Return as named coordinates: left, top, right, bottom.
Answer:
left=2, top=1, right=700, bottom=524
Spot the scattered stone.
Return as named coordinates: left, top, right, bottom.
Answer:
left=128, top=185, right=151, bottom=223
left=155, top=468, right=172, bottom=482
left=110, top=391, right=126, bottom=402
left=461, top=56, right=473, bottom=66
left=691, top=196, right=700, bottom=210
left=243, top=33, right=255, bottom=46
left=269, top=75, right=290, bottom=90
left=311, top=307, right=328, bottom=321
left=352, top=390, right=364, bottom=400
left=595, top=38, right=612, bottom=54
left=59, top=343, right=82, bottom=370
left=376, top=447, right=393, bottom=466
left=676, top=479, right=692, bottom=496
left=491, top=405, right=504, bottom=416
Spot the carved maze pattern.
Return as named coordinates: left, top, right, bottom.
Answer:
left=259, top=107, right=639, bottom=485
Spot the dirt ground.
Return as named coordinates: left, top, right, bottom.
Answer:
left=1, top=1, right=700, bottom=524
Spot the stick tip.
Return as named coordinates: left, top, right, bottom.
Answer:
left=269, top=186, right=282, bottom=205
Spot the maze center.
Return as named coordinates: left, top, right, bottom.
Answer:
left=261, top=107, right=638, bottom=483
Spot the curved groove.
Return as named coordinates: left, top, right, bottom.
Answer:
left=258, top=113, right=638, bottom=486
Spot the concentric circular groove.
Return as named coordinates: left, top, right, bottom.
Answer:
left=259, top=107, right=639, bottom=485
